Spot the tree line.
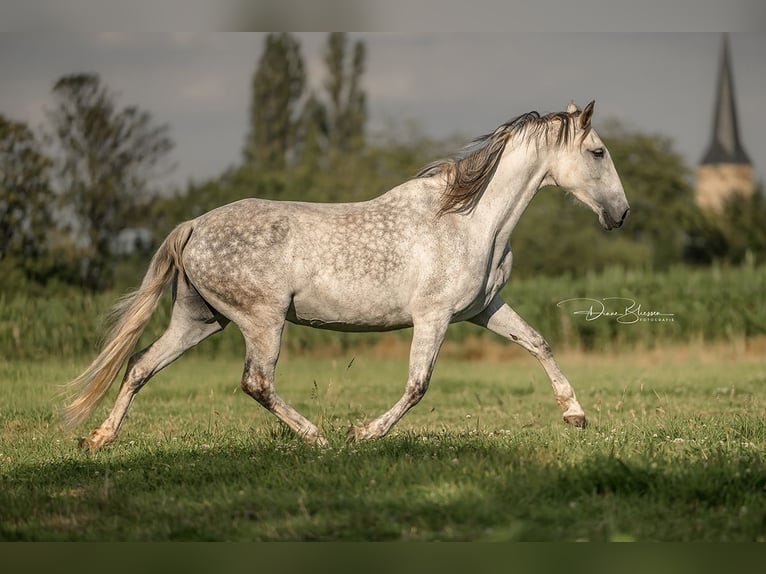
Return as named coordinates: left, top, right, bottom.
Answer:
left=1, top=32, right=765, bottom=294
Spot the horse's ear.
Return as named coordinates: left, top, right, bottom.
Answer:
left=579, top=100, right=595, bottom=129
left=567, top=101, right=578, bottom=114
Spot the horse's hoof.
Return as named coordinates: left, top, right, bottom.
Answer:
left=310, top=435, right=329, bottom=448
left=78, top=430, right=111, bottom=452
left=78, top=436, right=96, bottom=451
left=348, top=424, right=375, bottom=442
left=347, top=425, right=362, bottom=443
left=564, top=414, right=588, bottom=428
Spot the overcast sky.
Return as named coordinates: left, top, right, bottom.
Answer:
left=1, top=32, right=764, bottom=190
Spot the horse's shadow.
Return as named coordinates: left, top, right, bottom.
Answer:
left=3, top=431, right=763, bottom=541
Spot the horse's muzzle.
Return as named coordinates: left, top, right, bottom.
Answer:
left=600, top=206, right=630, bottom=230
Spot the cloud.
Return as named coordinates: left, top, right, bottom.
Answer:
left=179, top=75, right=227, bottom=105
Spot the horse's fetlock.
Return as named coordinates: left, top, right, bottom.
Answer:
left=535, top=338, right=553, bottom=358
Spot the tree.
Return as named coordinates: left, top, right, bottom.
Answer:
left=683, top=184, right=766, bottom=266
left=243, top=33, right=306, bottom=172
left=296, top=92, right=328, bottom=173
left=601, top=121, right=695, bottom=269
left=0, top=115, right=55, bottom=278
left=719, top=186, right=766, bottom=264
left=324, top=32, right=367, bottom=158
left=48, top=73, right=173, bottom=291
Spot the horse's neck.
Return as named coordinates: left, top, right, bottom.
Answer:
left=470, top=144, right=550, bottom=246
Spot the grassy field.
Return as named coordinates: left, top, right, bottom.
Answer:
left=1, top=343, right=765, bottom=541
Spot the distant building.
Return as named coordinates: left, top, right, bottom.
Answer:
left=696, top=34, right=754, bottom=212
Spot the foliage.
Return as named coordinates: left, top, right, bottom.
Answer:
left=0, top=116, right=86, bottom=292
left=0, top=115, right=55, bottom=281
left=510, top=186, right=652, bottom=278
left=2, top=354, right=765, bottom=540
left=296, top=93, right=327, bottom=173
left=47, top=73, right=173, bottom=291
left=239, top=32, right=369, bottom=189
left=683, top=184, right=766, bottom=266
left=243, top=33, right=306, bottom=172
left=323, top=32, right=367, bottom=158
left=602, top=122, right=696, bottom=269
left=0, top=116, right=53, bottom=259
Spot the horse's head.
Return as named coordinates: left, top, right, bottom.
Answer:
left=547, top=100, right=630, bottom=231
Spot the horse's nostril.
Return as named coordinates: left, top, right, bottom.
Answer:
left=620, top=207, right=630, bottom=224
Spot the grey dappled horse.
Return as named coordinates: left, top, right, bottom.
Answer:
left=65, top=101, right=629, bottom=450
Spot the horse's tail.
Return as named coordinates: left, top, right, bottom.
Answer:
left=62, top=220, right=196, bottom=429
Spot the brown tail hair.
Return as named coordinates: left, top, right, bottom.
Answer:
left=62, top=220, right=195, bottom=429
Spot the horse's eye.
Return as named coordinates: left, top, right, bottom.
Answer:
left=590, top=148, right=605, bottom=159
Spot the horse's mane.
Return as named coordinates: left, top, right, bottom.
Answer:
left=417, top=109, right=588, bottom=215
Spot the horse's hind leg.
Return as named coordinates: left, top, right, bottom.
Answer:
left=80, top=278, right=228, bottom=451
left=239, top=310, right=326, bottom=446
left=470, top=295, right=587, bottom=427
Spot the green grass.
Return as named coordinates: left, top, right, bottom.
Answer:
left=2, top=263, right=765, bottom=360
left=1, top=347, right=765, bottom=541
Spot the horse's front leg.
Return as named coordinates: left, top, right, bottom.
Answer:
left=470, top=295, right=587, bottom=427
left=348, top=315, right=450, bottom=441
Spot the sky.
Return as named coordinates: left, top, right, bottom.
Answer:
left=1, top=32, right=765, bottom=191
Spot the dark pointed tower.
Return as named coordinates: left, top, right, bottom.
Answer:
left=696, top=34, right=753, bottom=211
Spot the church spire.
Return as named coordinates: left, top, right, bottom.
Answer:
left=695, top=34, right=754, bottom=212
left=701, top=33, right=751, bottom=165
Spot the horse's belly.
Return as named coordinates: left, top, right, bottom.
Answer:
left=287, top=290, right=413, bottom=332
